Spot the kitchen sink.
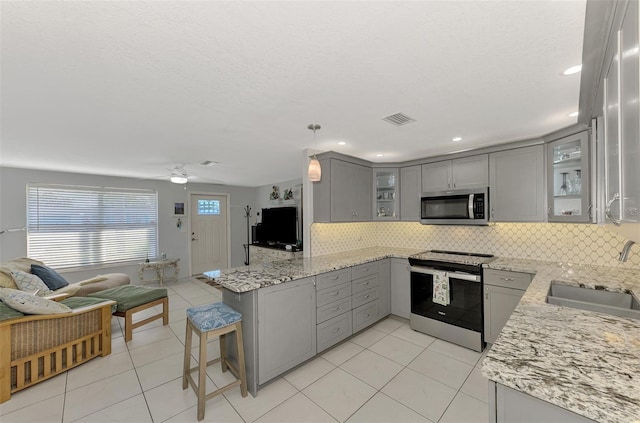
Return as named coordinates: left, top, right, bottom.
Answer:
left=547, top=281, right=640, bottom=320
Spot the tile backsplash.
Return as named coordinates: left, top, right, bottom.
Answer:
left=310, top=222, right=640, bottom=269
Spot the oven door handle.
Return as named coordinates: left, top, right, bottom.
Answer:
left=410, top=266, right=481, bottom=282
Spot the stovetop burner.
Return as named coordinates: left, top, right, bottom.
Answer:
left=429, top=250, right=494, bottom=258
left=409, top=250, right=496, bottom=269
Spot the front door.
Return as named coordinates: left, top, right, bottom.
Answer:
left=190, top=194, right=229, bottom=274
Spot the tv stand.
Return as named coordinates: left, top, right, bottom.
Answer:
left=249, top=245, right=303, bottom=264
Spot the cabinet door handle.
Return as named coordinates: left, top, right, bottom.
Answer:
left=547, top=207, right=551, bottom=217
left=485, top=290, right=489, bottom=300
left=491, top=208, right=495, bottom=218
left=448, top=178, right=451, bottom=189
left=500, top=277, right=514, bottom=281
left=605, top=193, right=621, bottom=226
left=453, top=178, right=456, bottom=188
left=588, top=204, right=593, bottom=220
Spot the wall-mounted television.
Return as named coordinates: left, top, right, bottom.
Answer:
left=258, top=206, right=297, bottom=245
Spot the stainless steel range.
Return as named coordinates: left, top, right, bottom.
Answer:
left=408, top=250, right=495, bottom=352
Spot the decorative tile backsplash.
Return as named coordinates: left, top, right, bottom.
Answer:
left=310, top=222, right=640, bottom=269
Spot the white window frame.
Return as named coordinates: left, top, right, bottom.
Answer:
left=27, top=184, right=158, bottom=270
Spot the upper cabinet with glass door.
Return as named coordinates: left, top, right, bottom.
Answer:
left=373, top=168, right=399, bottom=220
left=547, top=131, right=591, bottom=222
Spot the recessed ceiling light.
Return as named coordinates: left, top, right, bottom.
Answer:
left=569, top=111, right=579, bottom=117
left=452, top=137, right=462, bottom=142
left=563, top=65, right=582, bottom=75
left=376, top=154, right=383, bottom=157
left=338, top=141, right=346, bottom=145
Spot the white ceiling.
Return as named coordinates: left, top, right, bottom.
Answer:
left=0, top=1, right=586, bottom=187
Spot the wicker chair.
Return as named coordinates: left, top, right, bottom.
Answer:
left=0, top=297, right=116, bottom=403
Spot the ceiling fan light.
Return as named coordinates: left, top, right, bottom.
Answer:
left=170, top=171, right=188, bottom=184
left=308, top=157, right=321, bottom=182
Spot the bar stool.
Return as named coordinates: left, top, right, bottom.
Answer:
left=182, top=302, right=248, bottom=421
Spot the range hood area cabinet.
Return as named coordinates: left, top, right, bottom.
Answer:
left=313, top=158, right=372, bottom=222
left=601, top=0, right=640, bottom=243
left=489, top=145, right=545, bottom=222
left=546, top=131, right=591, bottom=223
left=421, top=154, right=489, bottom=192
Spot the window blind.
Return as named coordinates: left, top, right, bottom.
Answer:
left=27, top=184, right=158, bottom=269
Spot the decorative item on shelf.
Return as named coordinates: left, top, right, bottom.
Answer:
left=269, top=186, right=280, bottom=200
left=307, top=123, right=322, bottom=182
left=283, top=188, right=293, bottom=201
left=570, top=169, right=582, bottom=195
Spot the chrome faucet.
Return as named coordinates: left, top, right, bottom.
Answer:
left=619, top=240, right=636, bottom=262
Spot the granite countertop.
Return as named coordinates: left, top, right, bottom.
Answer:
left=204, top=247, right=421, bottom=293
left=482, top=257, right=640, bottom=422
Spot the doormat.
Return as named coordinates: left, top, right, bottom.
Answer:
left=196, top=275, right=223, bottom=290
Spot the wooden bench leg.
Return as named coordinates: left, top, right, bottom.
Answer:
left=124, top=309, right=133, bottom=342
left=162, top=297, right=169, bottom=326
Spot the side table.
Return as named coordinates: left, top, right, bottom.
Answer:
left=138, top=258, right=180, bottom=286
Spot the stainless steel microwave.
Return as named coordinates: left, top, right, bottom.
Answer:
left=420, top=187, right=489, bottom=225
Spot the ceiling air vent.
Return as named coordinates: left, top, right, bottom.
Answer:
left=382, top=112, right=416, bottom=127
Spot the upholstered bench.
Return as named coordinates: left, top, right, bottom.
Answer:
left=89, top=285, right=168, bottom=341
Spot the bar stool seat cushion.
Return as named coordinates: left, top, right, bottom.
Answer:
left=187, top=302, right=242, bottom=332
left=89, top=285, right=167, bottom=312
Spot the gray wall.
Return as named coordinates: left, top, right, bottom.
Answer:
left=0, top=167, right=257, bottom=282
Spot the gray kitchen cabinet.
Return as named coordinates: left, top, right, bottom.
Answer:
left=490, top=382, right=595, bottom=423
left=377, top=259, right=391, bottom=318
left=390, top=258, right=411, bottom=319
left=603, top=0, right=640, bottom=243
left=400, top=165, right=421, bottom=221
left=547, top=131, right=591, bottom=223
left=489, top=145, right=545, bottom=222
left=484, top=269, right=533, bottom=344
left=421, top=155, right=488, bottom=192
left=257, top=277, right=316, bottom=384
left=314, top=158, right=372, bottom=222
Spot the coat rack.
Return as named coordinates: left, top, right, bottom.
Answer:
left=243, top=205, right=252, bottom=265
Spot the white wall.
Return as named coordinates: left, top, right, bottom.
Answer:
left=0, top=167, right=257, bottom=282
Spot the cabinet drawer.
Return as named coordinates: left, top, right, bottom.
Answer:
left=317, top=297, right=352, bottom=324
left=316, top=269, right=351, bottom=291
left=484, top=269, right=533, bottom=291
left=352, top=286, right=379, bottom=309
left=317, top=312, right=352, bottom=353
left=352, top=274, right=379, bottom=294
left=317, top=282, right=351, bottom=307
left=351, top=262, right=378, bottom=280
left=353, top=301, right=378, bottom=333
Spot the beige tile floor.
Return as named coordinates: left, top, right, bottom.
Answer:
left=0, top=277, right=491, bottom=423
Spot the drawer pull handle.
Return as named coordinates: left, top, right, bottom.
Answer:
left=330, top=291, right=340, bottom=296
left=332, top=327, right=341, bottom=333
left=361, top=281, right=369, bottom=285
left=330, top=275, right=339, bottom=280
left=364, top=313, right=370, bottom=318
left=500, top=277, right=514, bottom=281
left=362, top=268, right=369, bottom=272
left=331, top=306, right=340, bottom=311
left=363, top=295, right=370, bottom=299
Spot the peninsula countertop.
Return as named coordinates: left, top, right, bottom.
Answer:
left=482, top=257, right=640, bottom=423
left=204, top=247, right=421, bottom=293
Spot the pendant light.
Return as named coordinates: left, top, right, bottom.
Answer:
left=307, top=123, right=322, bottom=182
